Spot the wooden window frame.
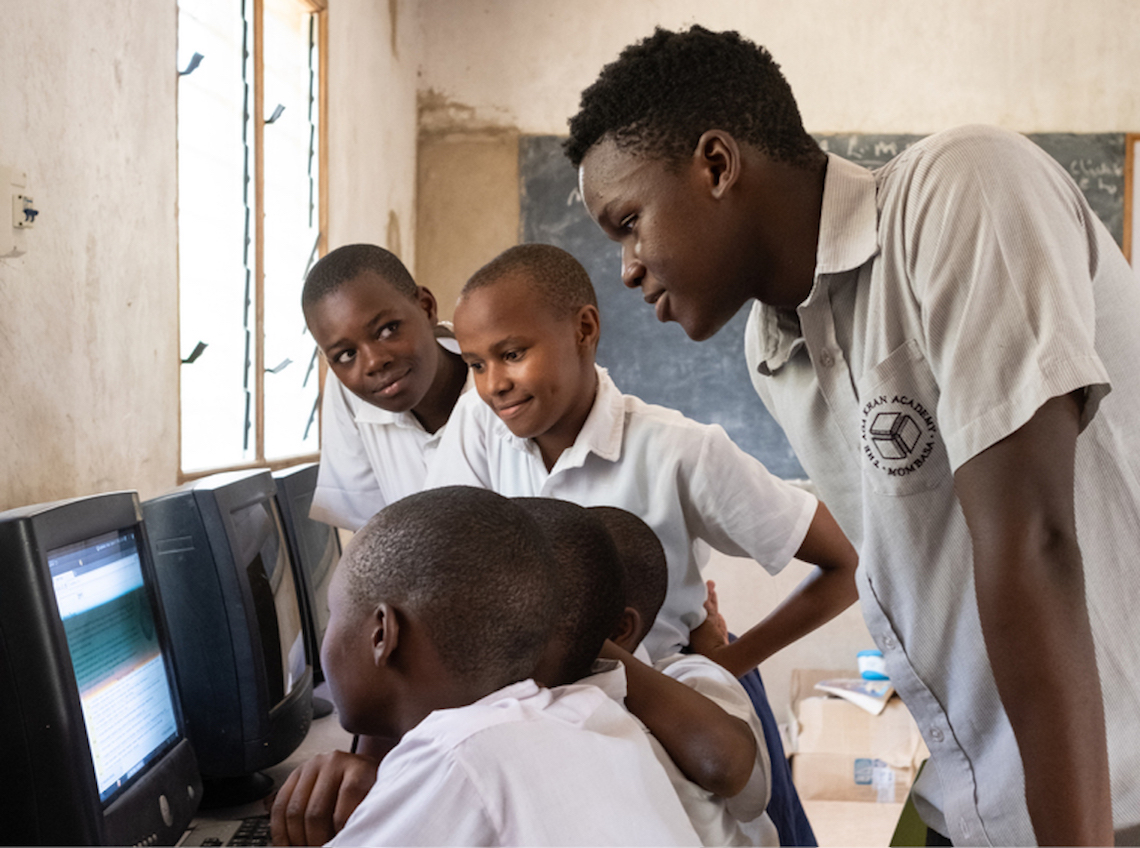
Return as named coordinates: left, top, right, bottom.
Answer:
left=178, top=0, right=329, bottom=483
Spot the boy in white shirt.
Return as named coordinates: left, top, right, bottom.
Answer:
left=520, top=497, right=776, bottom=846
left=592, top=505, right=779, bottom=846
left=302, top=243, right=468, bottom=531
left=424, top=243, right=858, bottom=845
left=426, top=243, right=857, bottom=669
left=317, top=485, right=699, bottom=847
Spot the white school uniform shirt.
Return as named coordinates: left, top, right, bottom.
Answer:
left=327, top=677, right=700, bottom=847
left=655, top=653, right=780, bottom=847
left=310, top=337, right=466, bottom=531
left=424, top=367, right=817, bottom=660
left=581, top=659, right=779, bottom=847
left=746, top=126, right=1140, bottom=844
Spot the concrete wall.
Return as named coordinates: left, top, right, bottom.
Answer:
left=328, top=0, right=419, bottom=265
left=411, top=0, right=1140, bottom=723
left=0, top=1, right=180, bottom=509
left=0, top=0, right=416, bottom=510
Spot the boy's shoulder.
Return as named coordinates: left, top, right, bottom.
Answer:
left=653, top=653, right=755, bottom=720
left=399, top=676, right=632, bottom=754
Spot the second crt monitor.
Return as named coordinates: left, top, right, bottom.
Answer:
left=142, top=468, right=313, bottom=806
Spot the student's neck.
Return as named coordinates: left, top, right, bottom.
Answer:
left=535, top=366, right=599, bottom=472
left=747, top=155, right=827, bottom=309
left=395, top=675, right=516, bottom=737
left=412, top=345, right=468, bottom=434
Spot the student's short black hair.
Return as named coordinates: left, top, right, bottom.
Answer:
left=301, top=243, right=418, bottom=314
left=462, top=244, right=597, bottom=320
left=589, top=506, right=668, bottom=647
left=342, top=486, right=555, bottom=688
left=516, top=498, right=625, bottom=685
left=565, top=25, right=824, bottom=170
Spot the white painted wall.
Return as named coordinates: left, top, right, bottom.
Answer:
left=0, top=1, right=180, bottom=508
left=328, top=0, right=420, bottom=265
left=417, top=0, right=1140, bottom=134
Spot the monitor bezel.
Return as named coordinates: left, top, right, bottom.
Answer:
left=0, top=491, right=202, bottom=845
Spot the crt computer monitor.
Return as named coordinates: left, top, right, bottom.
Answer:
left=0, top=491, right=202, bottom=846
left=141, top=468, right=313, bottom=805
left=271, top=462, right=341, bottom=688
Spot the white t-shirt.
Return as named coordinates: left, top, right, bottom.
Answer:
left=310, top=338, right=466, bottom=531
left=582, top=659, right=778, bottom=847
left=746, top=125, right=1140, bottom=844
left=328, top=678, right=700, bottom=847
left=425, top=367, right=817, bottom=660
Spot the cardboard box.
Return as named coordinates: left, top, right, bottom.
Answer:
left=789, top=669, right=928, bottom=804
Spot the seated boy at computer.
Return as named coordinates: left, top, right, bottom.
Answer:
left=314, top=485, right=699, bottom=847
left=521, top=497, right=775, bottom=846
left=271, top=495, right=735, bottom=846
left=424, top=242, right=859, bottom=846
left=302, top=243, right=469, bottom=532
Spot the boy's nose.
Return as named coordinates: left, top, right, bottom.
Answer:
left=485, top=361, right=511, bottom=395
left=360, top=341, right=391, bottom=374
left=621, top=252, right=645, bottom=289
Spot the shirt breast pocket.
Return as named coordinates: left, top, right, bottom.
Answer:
left=857, top=339, right=951, bottom=497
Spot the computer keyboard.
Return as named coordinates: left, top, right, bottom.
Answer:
left=178, top=814, right=272, bottom=847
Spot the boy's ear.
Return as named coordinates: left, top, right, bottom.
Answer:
left=415, top=286, right=440, bottom=325
left=694, top=130, right=742, bottom=200
left=610, top=606, right=644, bottom=653
left=574, top=304, right=601, bottom=352
left=370, top=602, right=400, bottom=667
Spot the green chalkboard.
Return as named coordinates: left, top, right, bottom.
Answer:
left=520, top=132, right=1126, bottom=478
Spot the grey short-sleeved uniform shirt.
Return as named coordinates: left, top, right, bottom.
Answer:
left=746, top=126, right=1140, bottom=845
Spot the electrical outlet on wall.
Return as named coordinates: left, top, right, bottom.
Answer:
left=1, top=165, right=30, bottom=258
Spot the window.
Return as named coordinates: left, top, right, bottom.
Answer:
left=176, top=0, right=327, bottom=475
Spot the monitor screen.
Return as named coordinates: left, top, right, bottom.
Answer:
left=227, top=497, right=306, bottom=705
left=48, top=527, right=180, bottom=805
left=273, top=462, right=341, bottom=682
left=0, top=491, right=202, bottom=846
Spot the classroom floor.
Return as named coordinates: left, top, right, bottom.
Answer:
left=802, top=799, right=905, bottom=847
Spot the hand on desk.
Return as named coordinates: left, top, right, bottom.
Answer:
left=269, top=749, right=379, bottom=846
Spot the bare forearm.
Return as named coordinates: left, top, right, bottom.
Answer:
left=707, top=564, right=858, bottom=677
left=974, top=542, right=1111, bottom=845
left=956, top=392, right=1113, bottom=845
left=601, top=641, right=756, bottom=797
left=695, top=502, right=858, bottom=677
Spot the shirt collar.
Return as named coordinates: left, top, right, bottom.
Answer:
left=579, top=659, right=628, bottom=701
left=495, top=365, right=625, bottom=468
left=752, top=153, right=879, bottom=376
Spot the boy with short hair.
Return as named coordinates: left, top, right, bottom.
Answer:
left=516, top=497, right=761, bottom=813
left=569, top=25, right=1140, bottom=847
left=302, top=243, right=468, bottom=531
left=319, top=485, right=699, bottom=847
left=426, top=242, right=858, bottom=846
left=427, top=243, right=858, bottom=670
left=591, top=504, right=779, bottom=847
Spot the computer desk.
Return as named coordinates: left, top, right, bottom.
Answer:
left=178, top=685, right=355, bottom=845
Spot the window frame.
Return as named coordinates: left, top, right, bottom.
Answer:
left=177, top=0, right=329, bottom=482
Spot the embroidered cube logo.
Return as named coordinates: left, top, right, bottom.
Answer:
left=869, top=412, right=922, bottom=460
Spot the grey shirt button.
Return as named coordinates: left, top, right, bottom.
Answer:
left=930, top=727, right=945, bottom=743
left=882, top=634, right=897, bottom=650
left=819, top=350, right=836, bottom=368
